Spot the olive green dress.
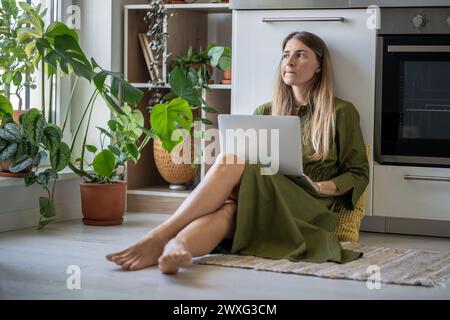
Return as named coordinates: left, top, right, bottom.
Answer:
left=215, top=98, right=369, bottom=264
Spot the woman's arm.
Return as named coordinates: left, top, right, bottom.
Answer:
left=314, top=180, right=347, bottom=197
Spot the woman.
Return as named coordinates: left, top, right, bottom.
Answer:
left=106, top=31, right=369, bottom=274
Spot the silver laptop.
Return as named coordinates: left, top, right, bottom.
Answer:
left=217, top=114, right=319, bottom=194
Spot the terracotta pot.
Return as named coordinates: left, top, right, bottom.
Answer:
left=153, top=139, right=198, bottom=186
left=0, top=160, right=32, bottom=178
left=13, top=110, right=27, bottom=124
left=221, top=68, right=232, bottom=84
left=0, top=110, right=27, bottom=126
left=80, top=181, right=127, bottom=226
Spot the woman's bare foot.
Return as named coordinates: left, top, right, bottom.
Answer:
left=106, top=226, right=169, bottom=271
left=158, top=238, right=192, bottom=275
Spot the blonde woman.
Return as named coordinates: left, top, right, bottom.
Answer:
left=107, top=31, right=369, bottom=274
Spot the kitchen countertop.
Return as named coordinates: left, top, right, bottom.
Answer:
left=230, top=0, right=450, bottom=9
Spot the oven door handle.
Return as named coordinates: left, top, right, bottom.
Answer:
left=388, top=45, right=450, bottom=53
left=262, top=17, right=345, bottom=23
left=404, top=175, right=450, bottom=182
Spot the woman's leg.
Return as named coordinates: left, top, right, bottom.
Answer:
left=157, top=200, right=237, bottom=274
left=106, top=153, right=245, bottom=270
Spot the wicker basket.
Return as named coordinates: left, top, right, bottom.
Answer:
left=153, top=139, right=198, bottom=185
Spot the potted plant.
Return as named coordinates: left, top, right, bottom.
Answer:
left=208, top=45, right=232, bottom=84
left=0, top=106, right=70, bottom=229
left=17, top=2, right=154, bottom=227
left=148, top=43, right=234, bottom=189
left=74, top=102, right=152, bottom=226
left=172, top=46, right=215, bottom=86
left=0, top=0, right=37, bottom=121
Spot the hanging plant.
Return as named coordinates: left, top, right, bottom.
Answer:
left=145, top=0, right=171, bottom=106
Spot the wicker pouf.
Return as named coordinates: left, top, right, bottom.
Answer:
left=153, top=138, right=198, bottom=189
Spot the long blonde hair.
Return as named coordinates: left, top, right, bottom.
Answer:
left=272, top=31, right=335, bottom=161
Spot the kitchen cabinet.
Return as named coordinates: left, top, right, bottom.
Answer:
left=232, top=9, right=376, bottom=214
left=373, top=164, right=450, bottom=221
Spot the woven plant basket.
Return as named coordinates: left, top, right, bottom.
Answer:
left=153, top=138, right=198, bottom=185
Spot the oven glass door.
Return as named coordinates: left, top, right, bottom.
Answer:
left=381, top=36, right=450, bottom=164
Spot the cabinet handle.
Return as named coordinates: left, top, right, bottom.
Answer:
left=388, top=45, right=450, bottom=53
left=262, top=17, right=345, bottom=23
left=404, top=175, right=450, bottom=182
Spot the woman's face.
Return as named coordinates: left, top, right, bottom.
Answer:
left=281, top=38, right=321, bottom=88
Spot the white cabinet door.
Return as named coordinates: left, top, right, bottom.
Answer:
left=232, top=9, right=376, bottom=214
left=373, top=164, right=450, bottom=221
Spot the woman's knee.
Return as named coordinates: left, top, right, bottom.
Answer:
left=213, top=153, right=246, bottom=176
left=215, top=152, right=244, bottom=166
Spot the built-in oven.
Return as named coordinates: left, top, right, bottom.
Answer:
left=375, top=7, right=450, bottom=167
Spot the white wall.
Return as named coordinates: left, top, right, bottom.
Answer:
left=0, top=176, right=82, bottom=232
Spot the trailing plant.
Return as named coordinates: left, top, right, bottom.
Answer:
left=0, top=107, right=70, bottom=230
left=145, top=0, right=169, bottom=106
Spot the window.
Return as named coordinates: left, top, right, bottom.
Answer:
left=5, top=0, right=59, bottom=114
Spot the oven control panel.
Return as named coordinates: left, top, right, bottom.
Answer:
left=378, top=8, right=450, bottom=34
left=412, top=14, right=426, bottom=28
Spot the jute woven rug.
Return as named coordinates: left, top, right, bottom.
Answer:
left=194, top=242, right=450, bottom=287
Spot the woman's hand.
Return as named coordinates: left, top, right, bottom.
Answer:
left=314, top=180, right=347, bottom=196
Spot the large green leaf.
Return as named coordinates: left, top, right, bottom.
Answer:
left=50, top=142, right=70, bottom=172
left=16, top=139, right=39, bottom=159
left=33, top=150, right=47, bottom=166
left=150, top=98, right=193, bottom=153
left=0, top=123, right=23, bottom=143
left=169, top=67, right=201, bottom=106
left=93, top=67, right=143, bottom=107
left=21, top=108, right=46, bottom=146
left=92, top=149, right=116, bottom=179
left=39, top=196, right=56, bottom=218
left=24, top=172, right=37, bottom=187
left=0, top=141, right=17, bottom=161
left=0, top=94, right=13, bottom=118
left=18, top=2, right=45, bottom=35
left=208, top=46, right=224, bottom=68
left=37, top=168, right=58, bottom=186
left=9, top=154, right=33, bottom=173
left=1, top=113, right=14, bottom=126
left=126, top=143, right=139, bottom=162
left=42, top=124, right=62, bottom=154
left=45, top=21, right=79, bottom=42
left=219, top=56, right=232, bottom=71
left=43, top=35, right=93, bottom=80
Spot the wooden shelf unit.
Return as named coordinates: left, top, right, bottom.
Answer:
left=124, top=3, right=233, bottom=197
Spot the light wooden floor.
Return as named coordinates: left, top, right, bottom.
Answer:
left=1, top=212, right=449, bottom=300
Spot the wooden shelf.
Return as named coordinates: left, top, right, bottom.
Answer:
left=124, top=3, right=230, bottom=13
left=127, top=184, right=192, bottom=198
left=131, top=83, right=231, bottom=90
left=124, top=2, right=232, bottom=192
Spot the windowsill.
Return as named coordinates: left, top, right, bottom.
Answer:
left=0, top=167, right=80, bottom=188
